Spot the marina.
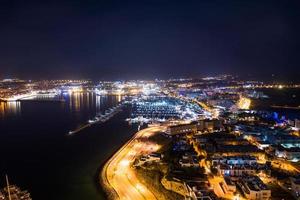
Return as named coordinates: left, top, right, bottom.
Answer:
left=128, top=96, right=203, bottom=123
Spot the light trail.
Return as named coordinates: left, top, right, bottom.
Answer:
left=102, top=126, right=164, bottom=200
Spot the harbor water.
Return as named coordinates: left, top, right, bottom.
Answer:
left=0, top=93, right=137, bottom=200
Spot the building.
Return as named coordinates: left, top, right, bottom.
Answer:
left=275, top=144, right=300, bottom=161
left=295, top=119, right=300, bottom=129
left=135, top=153, right=163, bottom=166
left=194, top=119, right=222, bottom=132
left=219, top=164, right=256, bottom=176
left=222, top=177, right=236, bottom=193
left=212, top=156, right=259, bottom=177
left=288, top=119, right=295, bottom=127
left=167, top=119, right=223, bottom=135
left=238, top=176, right=271, bottom=200
left=256, top=141, right=271, bottom=150
left=179, top=153, right=199, bottom=168
left=167, top=123, right=197, bottom=135
left=212, top=155, right=257, bottom=166
left=274, top=135, right=300, bottom=145
left=147, top=153, right=163, bottom=161
left=290, top=176, right=300, bottom=199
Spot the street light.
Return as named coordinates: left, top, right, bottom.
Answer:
left=233, top=194, right=240, bottom=200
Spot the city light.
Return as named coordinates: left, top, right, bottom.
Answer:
left=1, top=0, right=299, bottom=199
left=1, top=77, right=299, bottom=200
left=237, top=96, right=251, bottom=109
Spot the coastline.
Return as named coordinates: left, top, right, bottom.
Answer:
left=99, top=129, right=140, bottom=199
left=99, top=126, right=163, bottom=200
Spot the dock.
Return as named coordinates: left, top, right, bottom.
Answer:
left=68, top=103, right=124, bottom=135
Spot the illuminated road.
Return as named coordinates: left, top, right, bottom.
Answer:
left=272, top=159, right=300, bottom=174
left=102, top=126, right=164, bottom=200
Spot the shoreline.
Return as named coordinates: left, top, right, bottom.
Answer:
left=99, top=129, right=141, bottom=199
left=99, top=126, right=162, bottom=199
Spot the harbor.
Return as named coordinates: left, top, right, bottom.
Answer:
left=127, top=96, right=204, bottom=123
left=0, top=93, right=130, bottom=200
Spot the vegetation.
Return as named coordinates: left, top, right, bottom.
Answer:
left=135, top=166, right=183, bottom=200
left=267, top=182, right=294, bottom=200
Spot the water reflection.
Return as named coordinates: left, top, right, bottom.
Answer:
left=69, top=92, right=83, bottom=112
left=0, top=93, right=131, bottom=200
left=0, top=93, right=124, bottom=119
left=117, top=94, right=122, bottom=103
left=96, top=95, right=101, bottom=113
left=68, top=92, right=117, bottom=113
left=0, top=101, right=21, bottom=117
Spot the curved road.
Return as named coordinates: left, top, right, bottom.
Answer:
left=102, top=126, right=164, bottom=200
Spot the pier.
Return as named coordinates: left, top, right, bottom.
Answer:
left=68, top=103, right=123, bottom=135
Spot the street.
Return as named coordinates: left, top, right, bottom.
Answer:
left=102, top=126, right=164, bottom=200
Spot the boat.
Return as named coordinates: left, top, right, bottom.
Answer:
left=88, top=119, right=96, bottom=124
left=68, top=131, right=74, bottom=135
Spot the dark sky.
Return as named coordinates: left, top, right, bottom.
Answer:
left=0, top=0, right=299, bottom=80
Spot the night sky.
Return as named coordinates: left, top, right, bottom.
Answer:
left=0, top=0, right=299, bottom=80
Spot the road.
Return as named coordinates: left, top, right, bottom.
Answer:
left=102, top=126, right=164, bottom=200
left=272, top=159, right=300, bottom=174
